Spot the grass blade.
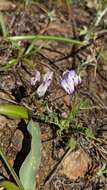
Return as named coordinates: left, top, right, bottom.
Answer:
left=7, top=35, right=86, bottom=46
left=0, top=146, right=25, bottom=190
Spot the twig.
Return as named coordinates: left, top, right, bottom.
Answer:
left=42, top=47, right=65, bottom=55
left=0, top=97, right=18, bottom=104
left=54, top=40, right=92, bottom=63
left=80, top=106, right=107, bottom=111
left=38, top=52, right=59, bottom=70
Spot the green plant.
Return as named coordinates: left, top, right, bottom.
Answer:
left=24, top=0, right=41, bottom=6
left=0, top=180, right=21, bottom=190
left=2, top=34, right=86, bottom=68
left=0, top=104, right=29, bottom=119
left=97, top=163, right=107, bottom=177
left=0, top=13, right=8, bottom=37
left=58, top=99, right=87, bottom=134
left=0, top=104, right=41, bottom=190
left=19, top=120, right=41, bottom=190
left=7, top=34, right=86, bottom=46
left=0, top=146, right=24, bottom=190
left=38, top=98, right=88, bottom=135
left=0, top=59, right=17, bottom=72
left=24, top=0, right=30, bottom=5
left=95, top=6, right=107, bottom=26
left=99, top=51, right=107, bottom=62
left=76, top=122, right=95, bottom=139
left=67, top=137, right=77, bottom=150
left=1, top=25, right=87, bottom=72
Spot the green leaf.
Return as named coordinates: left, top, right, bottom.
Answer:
left=97, top=164, right=107, bottom=176
left=0, top=59, right=17, bottom=71
left=67, top=137, right=77, bottom=150
left=85, top=128, right=94, bottom=139
left=99, top=51, right=107, bottom=62
left=19, top=120, right=41, bottom=190
left=59, top=99, right=86, bottom=132
left=95, top=7, right=107, bottom=26
left=0, top=104, right=29, bottom=119
left=0, top=181, right=20, bottom=190
left=7, top=35, right=86, bottom=46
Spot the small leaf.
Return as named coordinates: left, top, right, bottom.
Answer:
left=67, top=137, right=77, bottom=150
left=0, top=104, right=29, bottom=119
left=85, top=128, right=94, bottom=139
left=0, top=59, right=17, bottom=71
left=0, top=180, right=20, bottom=190
left=97, top=164, right=107, bottom=176
left=100, top=51, right=107, bottom=62
left=19, top=120, right=41, bottom=190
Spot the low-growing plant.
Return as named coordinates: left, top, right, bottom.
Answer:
left=0, top=33, right=86, bottom=73
left=97, top=163, right=107, bottom=177
left=58, top=99, right=87, bottom=134
left=38, top=98, right=88, bottom=135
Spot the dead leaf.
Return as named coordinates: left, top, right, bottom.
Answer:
left=61, top=149, right=92, bottom=180
left=0, top=0, right=16, bottom=11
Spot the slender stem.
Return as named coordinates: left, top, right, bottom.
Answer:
left=0, top=146, right=25, bottom=190
left=7, top=35, right=86, bottom=46
left=25, top=0, right=30, bottom=6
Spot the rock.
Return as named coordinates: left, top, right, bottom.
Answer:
left=61, top=149, right=92, bottom=180
left=11, top=129, right=24, bottom=152
left=0, top=0, right=16, bottom=11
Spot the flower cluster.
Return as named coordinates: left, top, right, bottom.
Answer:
left=30, top=69, right=81, bottom=97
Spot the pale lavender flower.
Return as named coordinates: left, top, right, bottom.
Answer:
left=60, top=70, right=81, bottom=94
left=37, top=71, right=53, bottom=97
left=30, top=70, right=41, bottom=86
left=61, top=111, right=68, bottom=119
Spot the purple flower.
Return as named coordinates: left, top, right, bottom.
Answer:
left=37, top=71, right=53, bottom=97
left=30, top=70, right=41, bottom=86
left=60, top=70, right=81, bottom=94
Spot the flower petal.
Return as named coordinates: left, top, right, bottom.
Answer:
left=60, top=69, right=81, bottom=94
left=69, top=70, right=76, bottom=78
left=61, top=77, right=74, bottom=94
left=37, top=71, right=53, bottom=97
left=30, top=70, right=41, bottom=86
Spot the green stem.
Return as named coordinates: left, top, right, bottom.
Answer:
left=0, top=13, right=7, bottom=37
left=25, top=0, right=30, bottom=6
left=0, top=146, right=25, bottom=190
left=7, top=35, right=86, bottom=46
